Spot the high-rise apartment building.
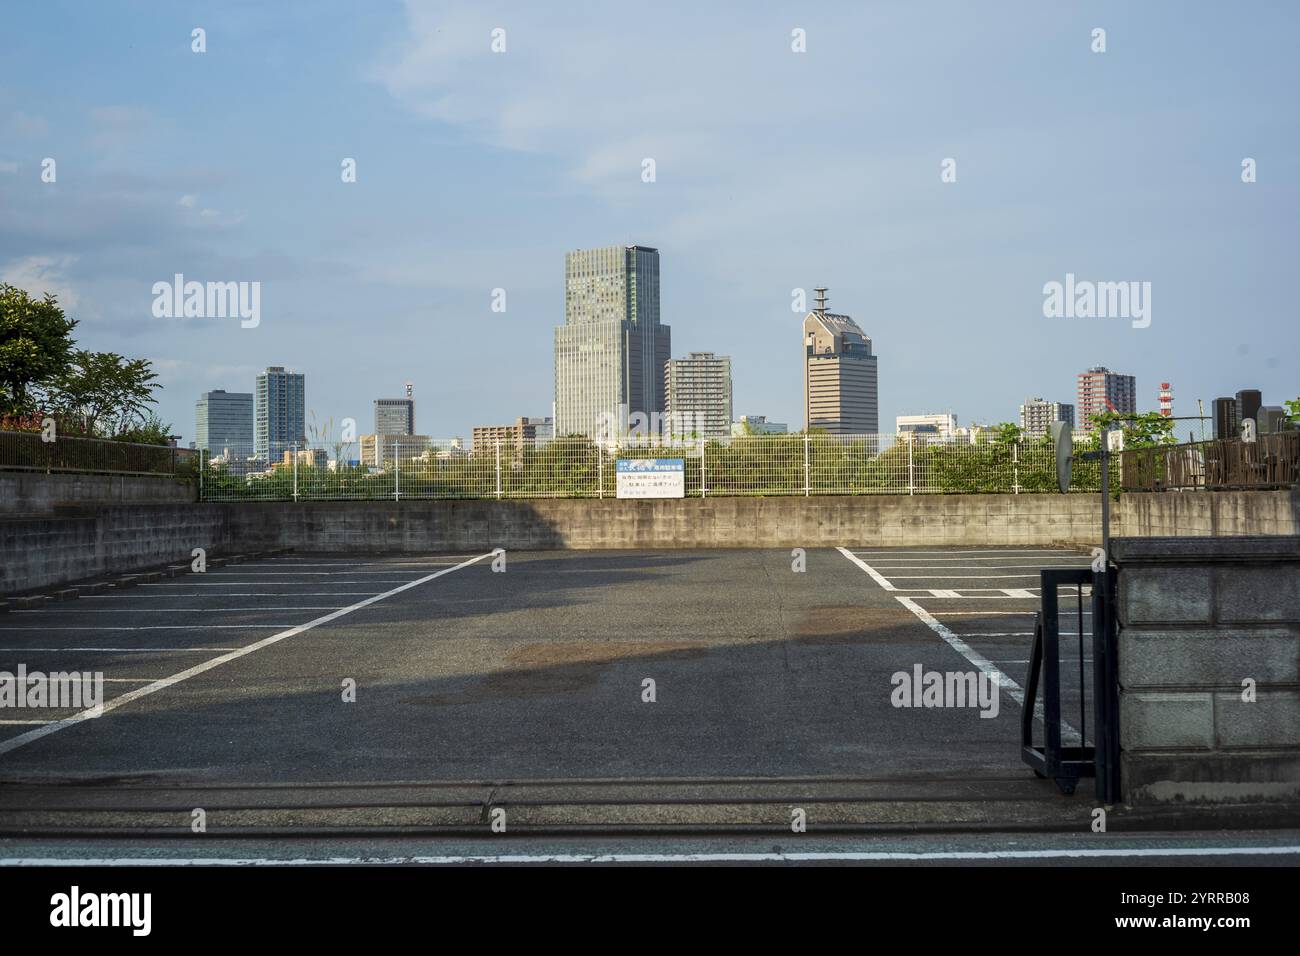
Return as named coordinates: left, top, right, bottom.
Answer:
left=803, top=288, right=879, bottom=434
left=471, top=416, right=555, bottom=452
left=195, top=390, right=254, bottom=458
left=1076, top=366, right=1136, bottom=425
left=554, top=245, right=671, bottom=438
left=374, top=382, right=415, bottom=436
left=1019, top=398, right=1076, bottom=438
left=664, top=352, right=732, bottom=438
left=254, top=366, right=306, bottom=462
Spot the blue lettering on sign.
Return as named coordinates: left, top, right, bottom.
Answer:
left=616, top=458, right=684, bottom=473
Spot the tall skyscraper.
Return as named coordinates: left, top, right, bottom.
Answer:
left=254, top=366, right=306, bottom=462
left=195, top=390, right=254, bottom=458
left=554, top=245, right=671, bottom=438
left=1212, top=396, right=1240, bottom=440
left=1076, top=366, right=1136, bottom=425
left=374, top=382, right=415, bottom=436
left=1235, top=389, right=1262, bottom=428
left=803, top=288, right=879, bottom=434
left=1019, top=398, right=1075, bottom=438
left=664, top=352, right=732, bottom=438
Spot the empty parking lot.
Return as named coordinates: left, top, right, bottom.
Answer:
left=0, top=546, right=1101, bottom=832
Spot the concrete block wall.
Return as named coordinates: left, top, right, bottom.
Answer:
left=1116, top=488, right=1298, bottom=537
left=216, top=494, right=1107, bottom=552
left=1113, top=536, right=1300, bottom=805
left=0, top=506, right=226, bottom=595
left=0, top=471, right=194, bottom=515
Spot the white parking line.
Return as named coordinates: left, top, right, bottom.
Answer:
left=138, top=581, right=421, bottom=587
left=82, top=593, right=382, bottom=598
left=0, top=625, right=297, bottom=631
left=836, top=548, right=896, bottom=591
left=0, top=551, right=495, bottom=757
left=886, top=574, right=1043, bottom=580
left=868, top=561, right=1092, bottom=567
left=849, top=550, right=1081, bottom=556
left=10, top=608, right=345, bottom=613
left=838, top=549, right=1080, bottom=743
left=0, top=647, right=243, bottom=652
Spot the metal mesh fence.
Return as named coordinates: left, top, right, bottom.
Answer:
left=197, top=433, right=1103, bottom=501
left=0, top=429, right=192, bottom=476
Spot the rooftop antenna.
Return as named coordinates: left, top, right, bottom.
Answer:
left=405, top=381, right=413, bottom=400
left=814, top=287, right=828, bottom=313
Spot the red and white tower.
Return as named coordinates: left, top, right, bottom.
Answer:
left=1158, top=381, right=1174, bottom=418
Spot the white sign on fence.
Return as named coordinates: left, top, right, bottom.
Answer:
left=616, top=458, right=685, bottom=499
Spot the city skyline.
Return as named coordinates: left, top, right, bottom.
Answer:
left=2, top=3, right=1296, bottom=447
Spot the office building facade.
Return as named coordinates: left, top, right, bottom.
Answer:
left=803, top=289, right=879, bottom=434
left=374, top=383, right=416, bottom=436
left=664, top=352, right=733, bottom=438
left=254, top=366, right=306, bottom=462
left=554, top=245, right=671, bottom=438
left=195, top=390, right=254, bottom=459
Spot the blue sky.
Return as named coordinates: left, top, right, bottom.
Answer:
left=2, top=0, right=1297, bottom=444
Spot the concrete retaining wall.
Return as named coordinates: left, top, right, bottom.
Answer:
left=217, top=494, right=1107, bottom=552
left=0, top=507, right=226, bottom=595
left=1113, top=536, right=1300, bottom=805
left=0, top=471, right=193, bottom=515
left=1, top=470, right=1296, bottom=592
left=1117, top=488, right=1299, bottom=537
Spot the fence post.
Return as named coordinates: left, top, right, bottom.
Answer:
left=1013, top=441, right=1020, bottom=494
left=804, top=433, right=811, bottom=496
left=700, top=437, right=706, bottom=497
left=198, top=449, right=204, bottom=500
left=292, top=443, right=299, bottom=502
left=598, top=442, right=604, bottom=499
left=394, top=440, right=400, bottom=501
left=907, top=438, right=914, bottom=495
left=495, top=438, right=502, bottom=499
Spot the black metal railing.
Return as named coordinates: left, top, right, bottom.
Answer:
left=1022, top=567, right=1120, bottom=802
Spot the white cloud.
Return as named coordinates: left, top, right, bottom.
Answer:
left=178, top=194, right=197, bottom=207
left=0, top=255, right=80, bottom=309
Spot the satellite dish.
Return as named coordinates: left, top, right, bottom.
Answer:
left=1050, top=421, right=1072, bottom=493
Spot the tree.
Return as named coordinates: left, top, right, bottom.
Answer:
left=41, top=350, right=160, bottom=437
left=1088, top=410, right=1175, bottom=448
left=0, top=284, right=78, bottom=415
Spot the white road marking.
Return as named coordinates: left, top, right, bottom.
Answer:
left=837, top=548, right=1079, bottom=743
left=955, top=632, right=1035, bottom=638
left=0, top=625, right=296, bottom=631
left=886, top=574, right=1042, bottom=579
left=870, top=564, right=1090, bottom=570
left=849, top=550, right=1082, bottom=557
left=895, top=595, right=1080, bottom=744
left=10, top=608, right=345, bottom=613
left=82, top=592, right=381, bottom=598
left=933, top=610, right=1038, bottom=616
left=3, top=846, right=1297, bottom=865
left=0, top=551, right=494, bottom=757
left=0, top=720, right=54, bottom=726
left=138, top=581, right=420, bottom=587
left=1002, top=588, right=1037, bottom=598
left=836, top=548, right=896, bottom=590
left=929, top=589, right=961, bottom=597
left=0, top=647, right=243, bottom=652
